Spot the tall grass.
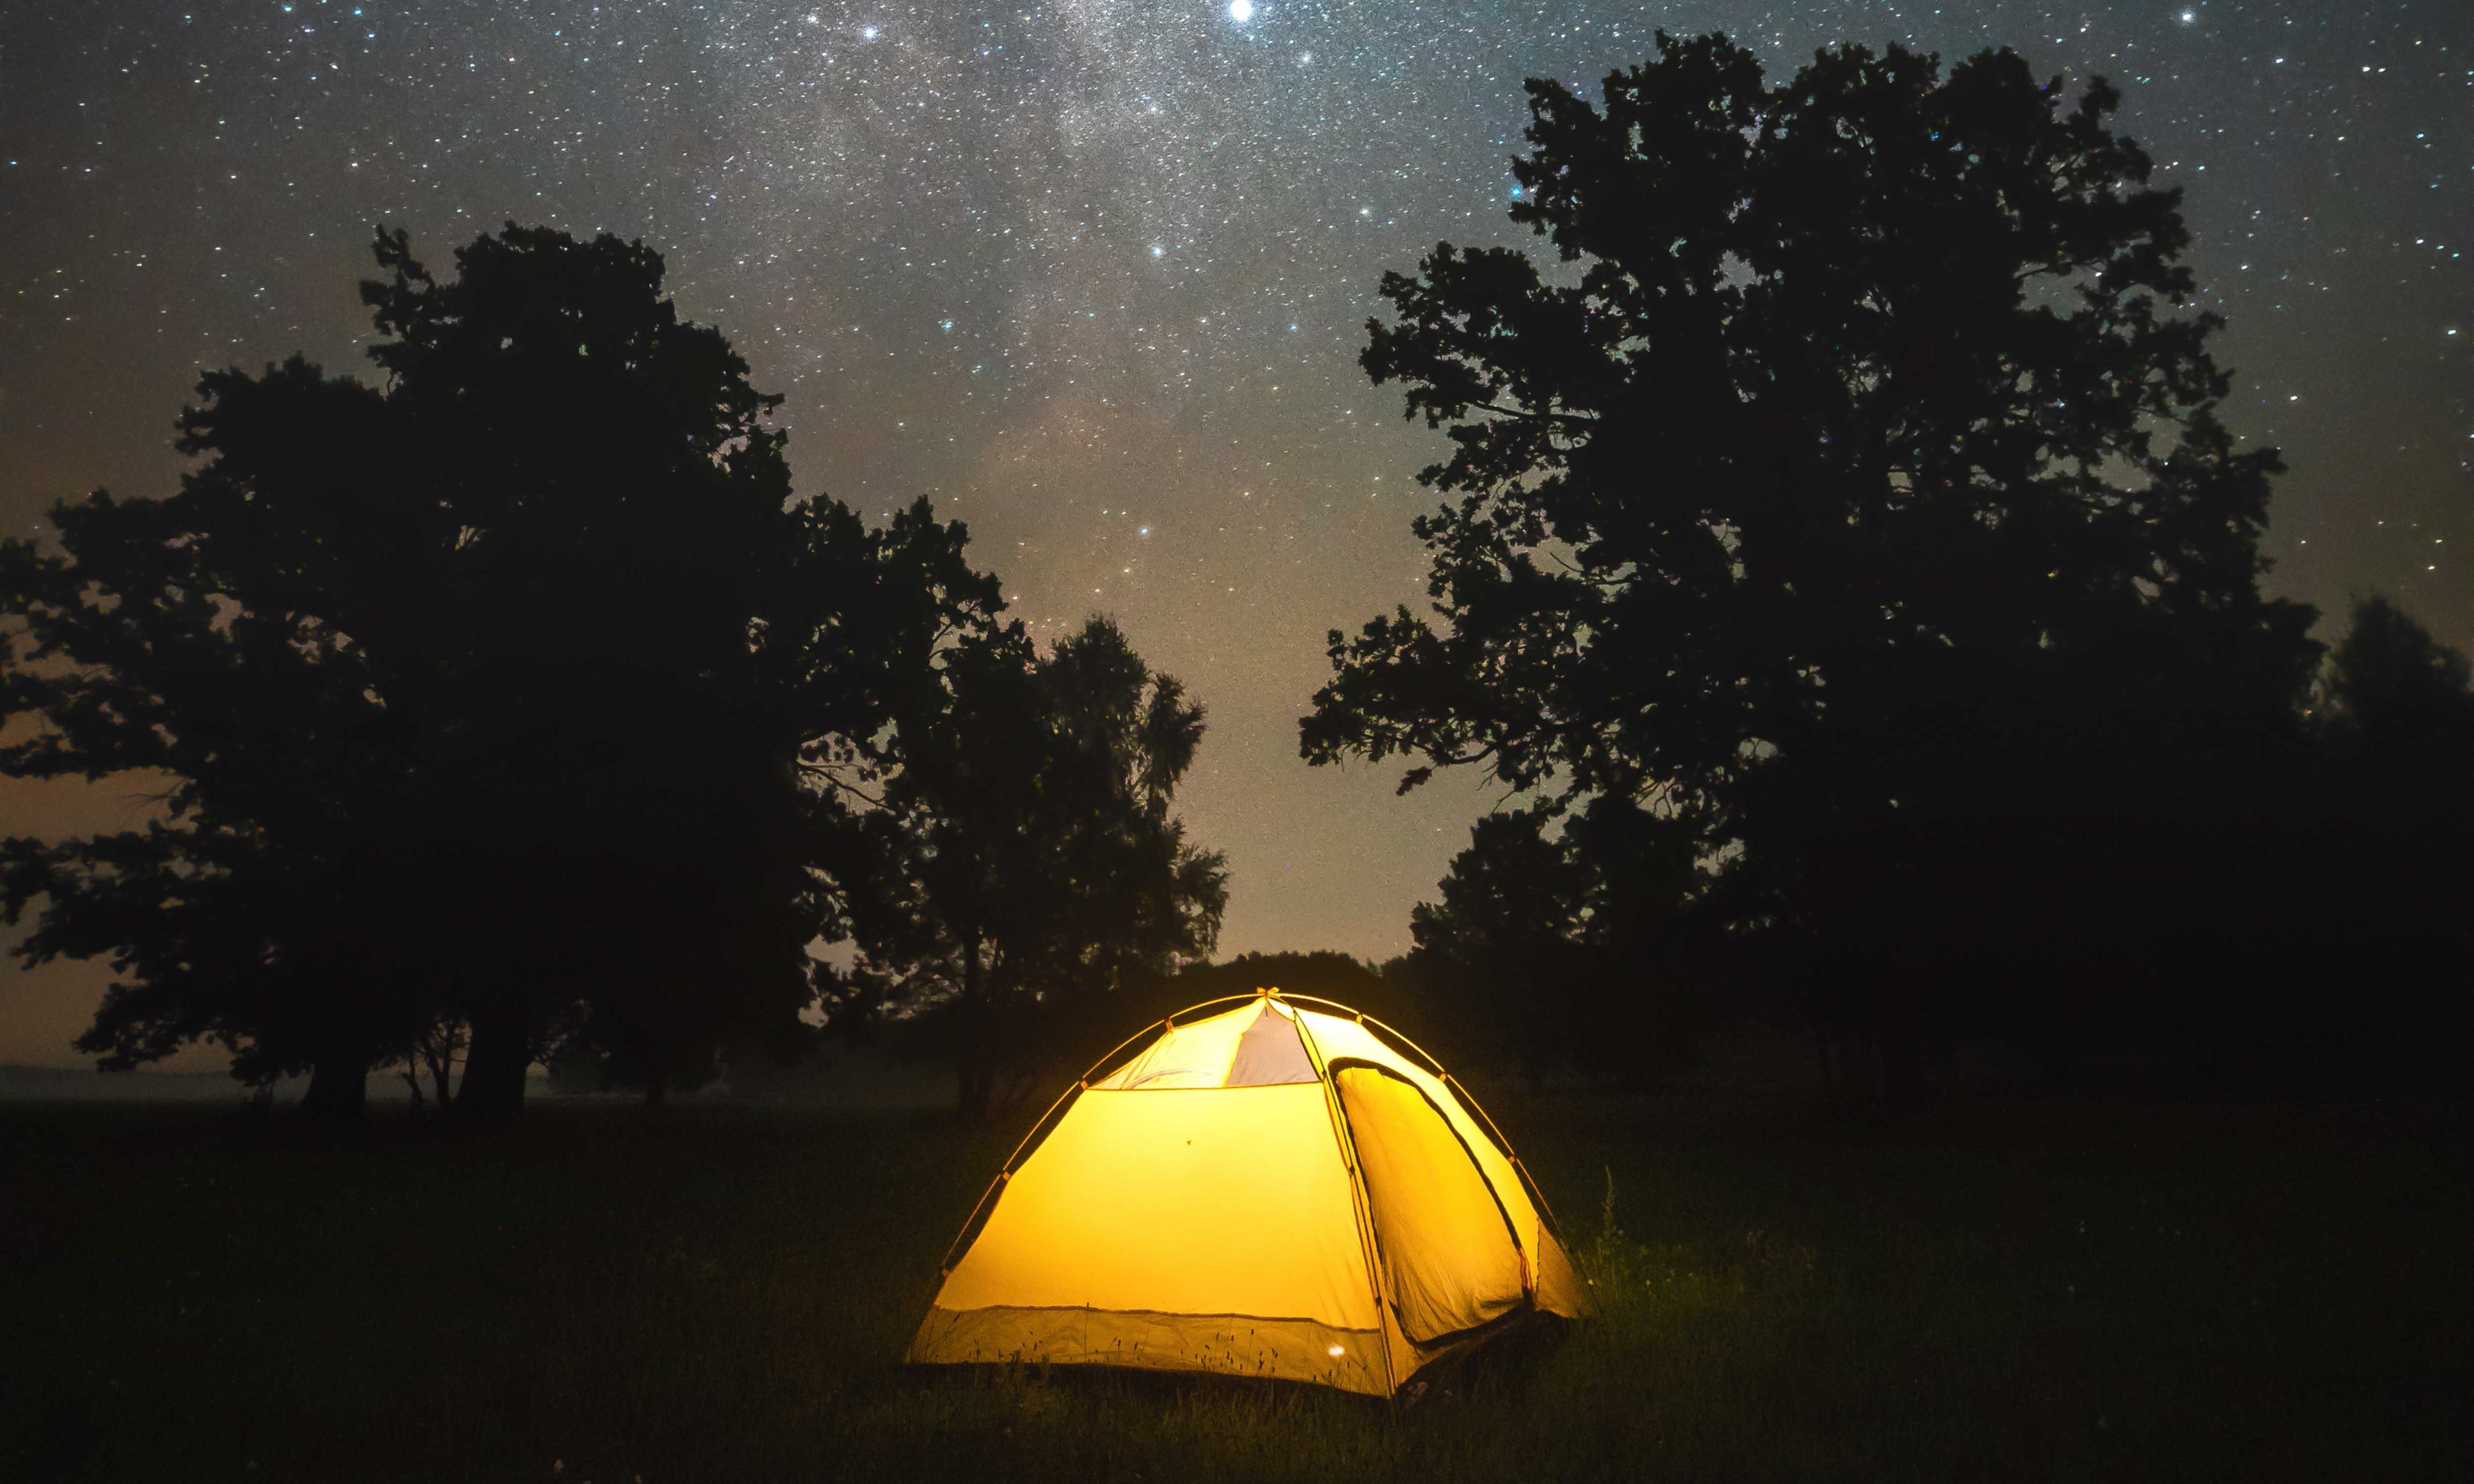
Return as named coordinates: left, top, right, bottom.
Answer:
left=2, top=1096, right=2462, bottom=1482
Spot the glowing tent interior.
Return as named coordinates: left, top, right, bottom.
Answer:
left=906, top=989, right=1590, bottom=1396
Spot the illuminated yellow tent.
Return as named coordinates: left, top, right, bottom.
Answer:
left=907, top=989, right=1588, bottom=1396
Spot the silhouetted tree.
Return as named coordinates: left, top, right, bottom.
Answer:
left=1, top=224, right=1004, bottom=1119
left=2320, top=594, right=2474, bottom=811
left=1407, top=800, right=1703, bottom=1087
left=543, top=1041, right=606, bottom=1097
left=1303, top=34, right=2321, bottom=1087
left=852, top=617, right=1229, bottom=1117
left=0, top=351, right=440, bottom=1117
left=1407, top=811, right=1591, bottom=1088
left=2262, top=596, right=2474, bottom=1086
left=395, top=1016, right=468, bottom=1114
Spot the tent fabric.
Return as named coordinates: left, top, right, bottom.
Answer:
left=1225, top=1000, right=1320, bottom=1086
left=1291, top=1009, right=1591, bottom=1321
left=909, top=1305, right=1387, bottom=1394
left=1333, top=1066, right=1527, bottom=1343
left=931, top=1082, right=1377, bottom=1328
left=908, top=991, right=1588, bottom=1396
left=1085, top=999, right=1321, bottom=1090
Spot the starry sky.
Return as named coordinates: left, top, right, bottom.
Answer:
left=1, top=1, right=2468, bottom=1066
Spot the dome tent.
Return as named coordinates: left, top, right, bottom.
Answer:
left=907, top=989, right=1589, bottom=1396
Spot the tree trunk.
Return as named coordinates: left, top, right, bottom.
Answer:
left=458, top=1001, right=532, bottom=1124
left=299, top=1055, right=369, bottom=1122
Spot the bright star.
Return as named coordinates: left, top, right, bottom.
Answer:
left=1227, top=0, right=1254, bottom=22
left=2178, top=9, right=2194, bottom=22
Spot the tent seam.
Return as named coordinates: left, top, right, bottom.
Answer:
left=1293, top=1005, right=1398, bottom=1398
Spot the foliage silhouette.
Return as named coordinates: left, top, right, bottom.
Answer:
left=1308, top=31, right=2312, bottom=847
left=1, top=224, right=1004, bottom=1118
left=1298, top=34, right=2439, bottom=1091
left=843, top=616, right=1229, bottom=1117
left=2319, top=594, right=2474, bottom=814
left=1403, top=800, right=1704, bottom=1089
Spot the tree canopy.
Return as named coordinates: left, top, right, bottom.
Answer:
left=1, top=224, right=1003, bottom=1117
left=846, top=616, right=1230, bottom=1117
left=2321, top=593, right=2474, bottom=805
left=1305, top=33, right=2316, bottom=862
left=1403, top=798, right=1703, bottom=1087
left=1302, top=33, right=2373, bottom=1090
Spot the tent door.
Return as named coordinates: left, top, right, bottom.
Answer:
left=1333, top=1064, right=1526, bottom=1344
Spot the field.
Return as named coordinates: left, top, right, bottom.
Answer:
left=3, top=1092, right=2464, bottom=1483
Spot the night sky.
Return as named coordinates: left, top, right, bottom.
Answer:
left=2, top=1, right=2468, bottom=1066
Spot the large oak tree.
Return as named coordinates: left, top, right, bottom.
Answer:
left=2, top=225, right=1001, bottom=1117
left=1308, top=34, right=2312, bottom=827
left=1304, top=35, right=2323, bottom=1081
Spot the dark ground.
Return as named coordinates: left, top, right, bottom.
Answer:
left=2, top=1091, right=2464, bottom=1482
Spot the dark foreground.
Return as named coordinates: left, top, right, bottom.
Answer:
left=3, top=1092, right=2464, bottom=1483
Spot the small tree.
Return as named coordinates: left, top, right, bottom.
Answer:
left=856, top=617, right=1229, bottom=1117
left=2322, top=595, right=2474, bottom=799
left=396, top=1017, right=468, bottom=1113
left=1407, top=799, right=1703, bottom=1087
left=1407, top=810, right=1591, bottom=1088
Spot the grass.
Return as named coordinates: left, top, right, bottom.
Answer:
left=2, top=1091, right=2464, bottom=1482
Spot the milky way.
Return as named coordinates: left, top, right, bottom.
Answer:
left=2, top=1, right=2470, bottom=1060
